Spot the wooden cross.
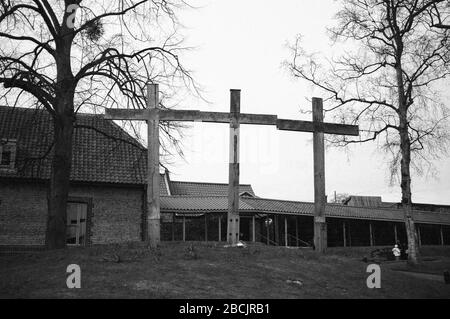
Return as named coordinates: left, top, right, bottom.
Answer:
left=277, top=98, right=355, bottom=252
left=105, top=84, right=359, bottom=251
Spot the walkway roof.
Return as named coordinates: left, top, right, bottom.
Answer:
left=160, top=196, right=450, bottom=226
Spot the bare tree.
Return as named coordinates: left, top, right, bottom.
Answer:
left=287, top=0, right=450, bottom=264
left=429, top=0, right=450, bottom=29
left=0, top=0, right=196, bottom=249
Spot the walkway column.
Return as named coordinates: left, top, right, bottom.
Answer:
left=394, top=224, right=398, bottom=243
left=417, top=225, right=422, bottom=246
left=343, top=221, right=347, bottom=247
left=218, top=216, right=222, bottom=242
left=205, top=214, right=208, bottom=242
left=369, top=222, right=374, bottom=246
left=182, top=216, right=186, bottom=242
left=441, top=226, right=445, bottom=246
left=252, top=216, right=256, bottom=242
left=171, top=214, right=175, bottom=241
left=274, top=215, right=280, bottom=245
left=295, top=217, right=299, bottom=247
left=285, top=217, right=288, bottom=247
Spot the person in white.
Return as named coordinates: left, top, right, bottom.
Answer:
left=392, top=244, right=401, bottom=261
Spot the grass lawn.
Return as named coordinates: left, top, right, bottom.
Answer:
left=1, top=242, right=450, bottom=299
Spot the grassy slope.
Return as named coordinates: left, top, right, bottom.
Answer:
left=1, top=242, right=450, bottom=299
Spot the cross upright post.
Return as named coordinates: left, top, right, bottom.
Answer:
left=228, top=89, right=241, bottom=245
left=147, top=84, right=161, bottom=248
left=312, top=97, right=327, bottom=253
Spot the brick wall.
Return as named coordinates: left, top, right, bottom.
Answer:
left=0, top=180, right=145, bottom=247
left=0, top=180, right=48, bottom=246
left=70, top=185, right=144, bottom=244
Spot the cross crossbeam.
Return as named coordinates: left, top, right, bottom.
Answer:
left=105, top=109, right=278, bottom=126
left=105, top=110, right=359, bottom=136
left=104, top=84, right=359, bottom=250
left=277, top=119, right=358, bottom=136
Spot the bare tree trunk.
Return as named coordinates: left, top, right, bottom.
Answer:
left=45, top=110, right=74, bottom=249
left=399, top=121, right=420, bottom=265
left=396, top=56, right=420, bottom=265
left=45, top=34, right=75, bottom=249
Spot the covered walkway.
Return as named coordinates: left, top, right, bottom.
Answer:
left=160, top=196, right=450, bottom=247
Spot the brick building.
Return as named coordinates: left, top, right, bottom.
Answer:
left=0, top=106, right=254, bottom=249
left=1, top=106, right=450, bottom=250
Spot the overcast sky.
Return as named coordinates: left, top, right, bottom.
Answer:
left=162, top=0, right=450, bottom=205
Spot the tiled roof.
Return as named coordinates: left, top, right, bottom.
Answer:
left=0, top=106, right=168, bottom=194
left=170, top=180, right=255, bottom=197
left=160, top=196, right=255, bottom=212
left=160, top=196, right=450, bottom=226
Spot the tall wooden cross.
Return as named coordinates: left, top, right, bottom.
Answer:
left=105, top=84, right=359, bottom=251
left=276, top=97, right=358, bottom=252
